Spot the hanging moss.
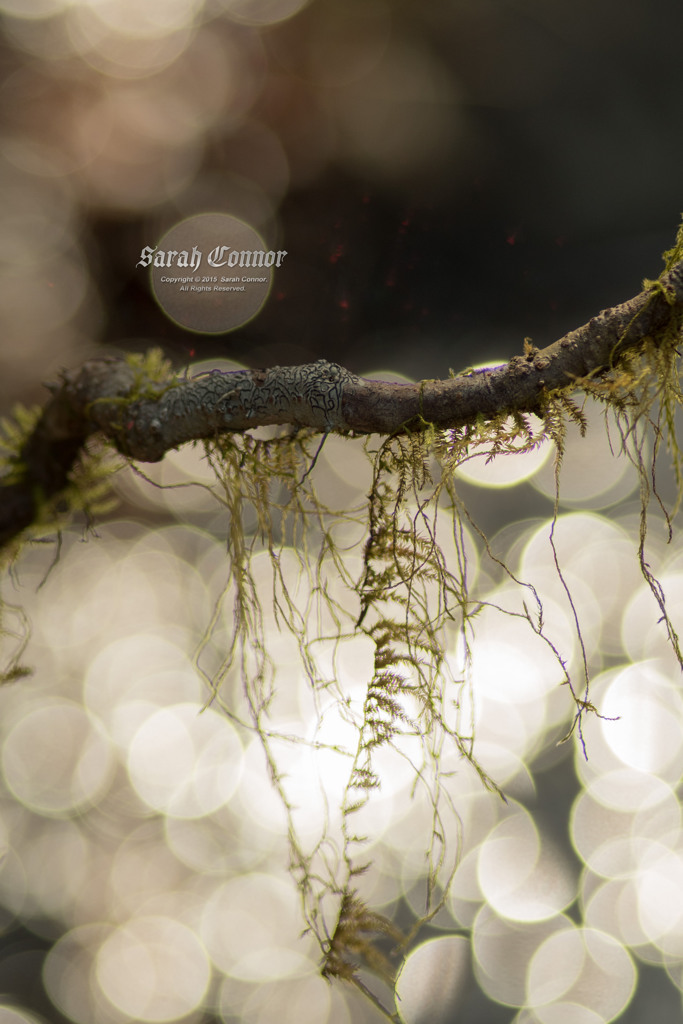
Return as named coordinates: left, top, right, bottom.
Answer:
left=2, top=227, right=683, bottom=1018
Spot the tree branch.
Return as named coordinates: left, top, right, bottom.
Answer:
left=2, top=260, right=683, bottom=549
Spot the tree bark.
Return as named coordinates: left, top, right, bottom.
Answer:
left=2, top=260, right=682, bottom=549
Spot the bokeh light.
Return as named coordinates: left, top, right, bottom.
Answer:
left=395, top=934, right=470, bottom=1024
left=126, top=702, right=244, bottom=818
left=477, top=804, right=576, bottom=923
left=200, top=872, right=315, bottom=980
left=2, top=701, right=115, bottom=816
left=96, top=915, right=211, bottom=1021
left=530, top=399, right=638, bottom=509
left=0, top=417, right=679, bottom=1022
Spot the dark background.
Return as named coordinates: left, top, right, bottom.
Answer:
left=3, top=0, right=683, bottom=403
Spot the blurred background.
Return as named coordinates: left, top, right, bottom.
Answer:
left=2, top=0, right=683, bottom=1022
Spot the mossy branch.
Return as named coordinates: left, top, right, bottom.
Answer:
left=2, top=257, right=683, bottom=549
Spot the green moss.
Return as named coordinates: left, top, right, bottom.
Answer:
left=0, top=402, right=43, bottom=484
left=3, top=228, right=683, bottom=1019
left=123, top=346, right=178, bottom=398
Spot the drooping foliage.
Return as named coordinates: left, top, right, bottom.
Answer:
left=2, top=231, right=683, bottom=1018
